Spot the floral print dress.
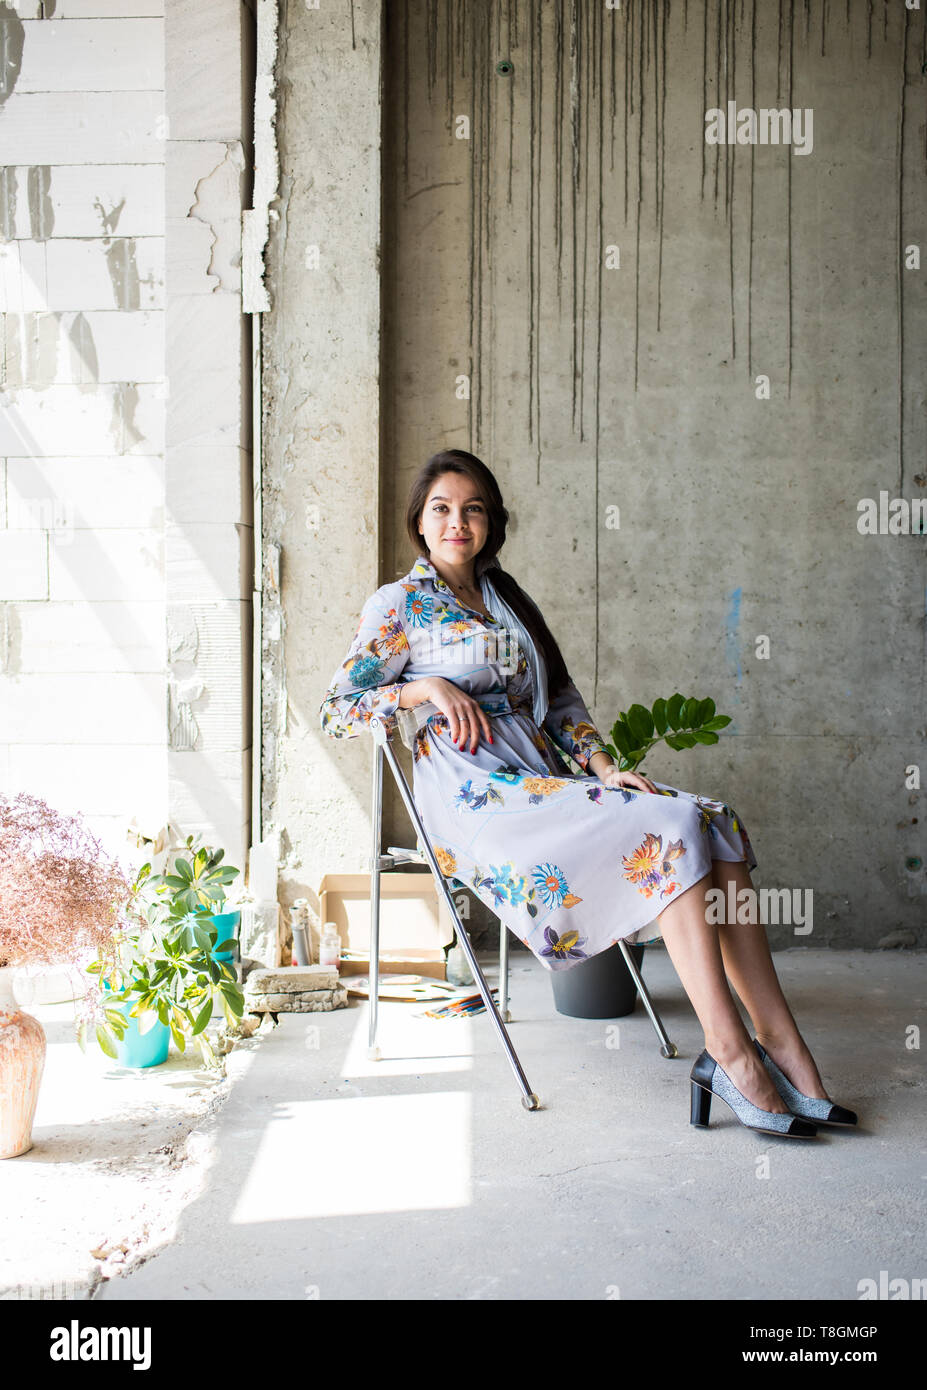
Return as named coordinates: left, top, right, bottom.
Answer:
left=319, top=554, right=757, bottom=972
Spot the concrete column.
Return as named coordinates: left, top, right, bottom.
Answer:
left=261, top=0, right=386, bottom=943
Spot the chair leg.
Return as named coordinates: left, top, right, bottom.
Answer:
left=617, top=939, right=678, bottom=1058
left=368, top=720, right=541, bottom=1110
left=367, top=738, right=384, bottom=1060
left=499, top=916, right=511, bottom=1023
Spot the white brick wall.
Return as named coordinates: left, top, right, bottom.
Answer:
left=0, top=0, right=253, bottom=870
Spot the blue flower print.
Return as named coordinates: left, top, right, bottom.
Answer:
left=454, top=779, right=505, bottom=812
left=532, top=862, right=583, bottom=910
left=403, top=589, right=434, bottom=628
left=487, top=863, right=530, bottom=909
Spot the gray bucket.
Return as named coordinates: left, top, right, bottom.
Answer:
left=550, top=941, right=646, bottom=1019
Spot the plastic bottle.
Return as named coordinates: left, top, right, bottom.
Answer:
left=319, top=922, right=342, bottom=971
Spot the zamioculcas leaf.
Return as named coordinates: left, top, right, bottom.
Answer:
left=703, top=715, right=731, bottom=730
left=651, top=698, right=668, bottom=735
left=666, top=693, right=685, bottom=728
left=627, top=703, right=654, bottom=743
left=691, top=730, right=720, bottom=744
left=609, top=724, right=633, bottom=757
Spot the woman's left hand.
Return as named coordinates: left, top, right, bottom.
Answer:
left=599, top=765, right=660, bottom=795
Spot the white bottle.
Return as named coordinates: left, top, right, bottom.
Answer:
left=319, top=922, right=342, bottom=971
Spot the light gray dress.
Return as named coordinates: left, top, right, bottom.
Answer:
left=320, top=554, right=756, bottom=971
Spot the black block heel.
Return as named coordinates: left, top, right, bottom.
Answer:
left=690, top=1081, right=712, bottom=1127
left=687, top=1047, right=818, bottom=1139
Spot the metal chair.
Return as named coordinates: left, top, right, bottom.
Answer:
left=365, top=710, right=678, bottom=1110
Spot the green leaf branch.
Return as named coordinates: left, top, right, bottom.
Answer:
left=604, top=693, right=732, bottom=772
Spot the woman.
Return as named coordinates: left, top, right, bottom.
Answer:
left=320, top=449, right=857, bottom=1139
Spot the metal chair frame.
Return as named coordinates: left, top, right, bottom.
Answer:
left=366, top=712, right=678, bottom=1110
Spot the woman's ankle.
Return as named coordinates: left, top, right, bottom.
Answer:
left=703, top=1033, right=753, bottom=1068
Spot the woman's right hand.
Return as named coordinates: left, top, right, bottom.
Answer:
left=422, top=677, right=494, bottom=754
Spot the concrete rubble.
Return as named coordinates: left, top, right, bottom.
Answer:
left=243, top=964, right=348, bottom=1013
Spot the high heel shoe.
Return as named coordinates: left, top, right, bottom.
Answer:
left=752, top=1039, right=858, bottom=1127
left=690, top=1048, right=818, bottom=1138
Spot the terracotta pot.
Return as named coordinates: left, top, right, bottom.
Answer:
left=0, top=966, right=47, bottom=1159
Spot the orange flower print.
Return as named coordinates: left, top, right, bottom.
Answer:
left=434, top=846, right=457, bottom=877
left=521, top=777, right=570, bottom=798
left=621, top=831, right=687, bottom=900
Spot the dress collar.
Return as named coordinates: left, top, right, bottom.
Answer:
left=407, top=553, right=453, bottom=594
left=406, top=553, right=501, bottom=624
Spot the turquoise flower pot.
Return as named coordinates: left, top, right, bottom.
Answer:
left=102, top=983, right=170, bottom=1068
left=197, top=909, right=241, bottom=965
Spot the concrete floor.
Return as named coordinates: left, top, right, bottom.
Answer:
left=95, top=947, right=925, bottom=1302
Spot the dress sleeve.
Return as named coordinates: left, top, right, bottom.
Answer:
left=319, top=586, right=411, bottom=740
left=542, top=674, right=613, bottom=774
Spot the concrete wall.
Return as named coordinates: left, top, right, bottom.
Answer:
left=0, top=0, right=254, bottom=871
left=267, top=0, right=926, bottom=951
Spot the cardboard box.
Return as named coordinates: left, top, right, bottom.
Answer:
left=316, top=872, right=455, bottom=978
left=337, top=951, right=448, bottom=980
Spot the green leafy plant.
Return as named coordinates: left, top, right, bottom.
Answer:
left=78, top=835, right=245, bottom=1070
left=605, top=693, right=732, bottom=772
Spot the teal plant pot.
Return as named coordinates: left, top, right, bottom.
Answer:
left=202, top=909, right=241, bottom=965
left=114, top=1005, right=170, bottom=1068
left=102, top=985, right=170, bottom=1068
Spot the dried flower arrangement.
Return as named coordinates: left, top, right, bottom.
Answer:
left=0, top=791, right=132, bottom=973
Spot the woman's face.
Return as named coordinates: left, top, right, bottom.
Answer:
left=418, top=472, right=490, bottom=568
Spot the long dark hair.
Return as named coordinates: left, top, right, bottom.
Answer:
left=404, top=448, right=571, bottom=701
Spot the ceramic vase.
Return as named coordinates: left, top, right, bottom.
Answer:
left=0, top=965, right=47, bottom=1159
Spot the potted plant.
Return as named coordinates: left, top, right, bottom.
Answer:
left=550, top=694, right=732, bottom=1020
left=79, top=835, right=246, bottom=1072
left=0, top=792, right=132, bottom=1158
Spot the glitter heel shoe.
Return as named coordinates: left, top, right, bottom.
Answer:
left=752, top=1039, right=858, bottom=1127
left=689, top=1048, right=818, bottom=1138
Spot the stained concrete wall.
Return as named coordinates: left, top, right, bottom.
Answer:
left=0, top=0, right=255, bottom=870
left=266, top=0, right=926, bottom=952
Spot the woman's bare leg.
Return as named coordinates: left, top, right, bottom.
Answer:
left=711, top=857, right=828, bottom=1099
left=655, top=871, right=790, bottom=1112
